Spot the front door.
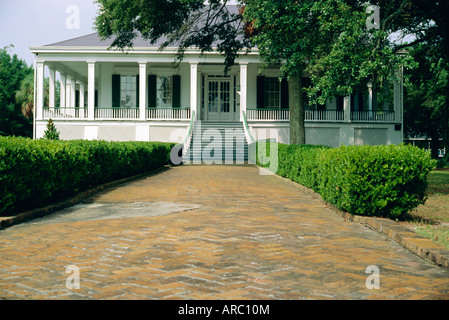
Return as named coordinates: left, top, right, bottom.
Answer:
left=207, top=78, right=234, bottom=121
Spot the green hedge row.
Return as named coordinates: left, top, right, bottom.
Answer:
left=256, top=143, right=436, bottom=219
left=0, top=137, right=174, bottom=216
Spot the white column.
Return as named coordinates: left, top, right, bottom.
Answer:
left=35, top=62, right=45, bottom=121
left=139, top=62, right=147, bottom=120
left=87, top=61, right=96, bottom=120
left=79, top=83, right=85, bottom=118
left=48, top=67, right=56, bottom=109
left=59, top=73, right=66, bottom=108
left=343, top=96, right=351, bottom=123
left=190, top=63, right=198, bottom=120
left=367, top=81, right=373, bottom=112
left=65, top=79, right=71, bottom=109
left=239, top=63, right=248, bottom=121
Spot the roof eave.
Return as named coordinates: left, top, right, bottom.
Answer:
left=29, top=46, right=259, bottom=56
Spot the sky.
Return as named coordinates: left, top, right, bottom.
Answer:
left=0, top=0, right=99, bottom=66
left=0, top=0, right=240, bottom=67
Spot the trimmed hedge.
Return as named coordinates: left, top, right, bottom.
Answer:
left=256, top=142, right=436, bottom=219
left=0, top=137, right=174, bottom=216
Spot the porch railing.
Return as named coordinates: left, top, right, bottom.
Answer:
left=246, top=108, right=290, bottom=121
left=43, top=107, right=395, bottom=123
left=42, top=107, right=191, bottom=121
left=147, top=107, right=191, bottom=120
left=351, top=110, right=395, bottom=122
left=43, top=107, right=87, bottom=119
left=246, top=107, right=395, bottom=123
left=305, top=109, right=344, bottom=122
left=95, top=107, right=139, bottom=120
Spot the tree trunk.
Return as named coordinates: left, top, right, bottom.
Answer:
left=288, top=72, right=305, bottom=145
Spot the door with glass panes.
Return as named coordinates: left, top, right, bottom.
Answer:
left=205, top=76, right=236, bottom=121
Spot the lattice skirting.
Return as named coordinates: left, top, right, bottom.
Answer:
left=55, top=125, right=85, bottom=140
left=305, top=127, right=341, bottom=148
left=98, top=126, right=136, bottom=141
left=354, top=128, right=388, bottom=146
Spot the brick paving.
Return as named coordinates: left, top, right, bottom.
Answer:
left=0, top=165, right=448, bottom=300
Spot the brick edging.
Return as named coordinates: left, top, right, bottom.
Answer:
left=0, top=166, right=170, bottom=231
left=262, top=167, right=449, bottom=270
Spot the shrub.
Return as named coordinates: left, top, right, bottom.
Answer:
left=255, top=142, right=436, bottom=220
left=43, top=119, right=60, bottom=140
left=316, top=145, right=436, bottom=219
left=256, top=143, right=330, bottom=191
left=437, top=153, right=449, bottom=168
left=0, top=137, right=174, bottom=216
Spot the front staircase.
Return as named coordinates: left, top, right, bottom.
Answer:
left=183, top=121, right=249, bottom=164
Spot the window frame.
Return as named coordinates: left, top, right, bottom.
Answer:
left=156, top=75, right=173, bottom=108
left=263, top=77, right=281, bottom=109
left=119, top=75, right=138, bottom=108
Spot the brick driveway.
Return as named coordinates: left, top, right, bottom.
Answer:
left=1, top=165, right=448, bottom=300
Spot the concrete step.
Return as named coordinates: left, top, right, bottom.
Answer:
left=185, top=121, right=249, bottom=164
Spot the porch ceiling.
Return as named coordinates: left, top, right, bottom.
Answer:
left=46, top=61, right=89, bottom=84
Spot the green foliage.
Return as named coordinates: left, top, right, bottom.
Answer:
left=15, top=72, right=35, bottom=120
left=317, top=145, right=436, bottom=219
left=0, top=46, right=33, bottom=137
left=43, top=119, right=60, bottom=140
left=94, top=0, right=250, bottom=72
left=404, top=43, right=449, bottom=158
left=0, top=137, right=174, bottom=216
left=268, top=144, right=330, bottom=191
left=437, top=153, right=449, bottom=168
left=242, top=0, right=414, bottom=103
left=256, top=142, right=436, bottom=219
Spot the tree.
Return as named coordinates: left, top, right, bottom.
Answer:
left=0, top=46, right=33, bottom=137
left=16, top=73, right=61, bottom=120
left=15, top=73, right=36, bottom=120
left=94, top=1, right=412, bottom=144
left=403, top=43, right=448, bottom=158
left=95, top=0, right=251, bottom=72
left=369, top=0, right=449, bottom=154
left=243, top=0, right=414, bottom=144
left=43, top=119, right=60, bottom=140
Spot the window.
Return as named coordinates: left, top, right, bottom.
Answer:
left=157, top=76, right=172, bottom=107
left=351, top=87, right=367, bottom=111
left=264, top=77, right=280, bottom=108
left=120, top=76, right=137, bottom=108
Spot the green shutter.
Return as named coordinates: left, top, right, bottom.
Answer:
left=280, top=78, right=289, bottom=109
left=112, top=74, right=120, bottom=108
left=336, top=96, right=344, bottom=111
left=172, top=75, right=181, bottom=108
left=257, top=76, right=265, bottom=109
left=75, top=90, right=80, bottom=109
left=148, top=75, right=157, bottom=108
left=136, top=75, right=139, bottom=107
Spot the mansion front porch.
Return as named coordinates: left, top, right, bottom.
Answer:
left=32, top=44, right=403, bottom=148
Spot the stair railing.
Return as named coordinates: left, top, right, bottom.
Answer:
left=242, top=110, right=256, bottom=144
left=181, top=110, right=196, bottom=158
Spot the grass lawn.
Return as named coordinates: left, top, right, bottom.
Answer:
left=401, top=168, right=449, bottom=250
